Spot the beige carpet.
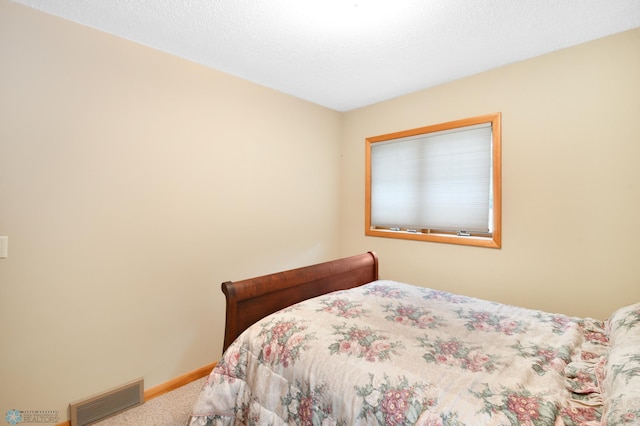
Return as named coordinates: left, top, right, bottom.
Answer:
left=93, top=377, right=206, bottom=426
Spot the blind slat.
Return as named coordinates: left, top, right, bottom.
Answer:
left=371, top=124, right=492, bottom=232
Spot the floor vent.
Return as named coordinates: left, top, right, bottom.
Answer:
left=69, top=378, right=144, bottom=426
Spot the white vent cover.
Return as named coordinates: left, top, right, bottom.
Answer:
left=69, top=378, right=144, bottom=426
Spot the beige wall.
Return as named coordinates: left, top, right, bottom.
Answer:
left=0, top=0, right=342, bottom=420
left=340, top=28, right=640, bottom=321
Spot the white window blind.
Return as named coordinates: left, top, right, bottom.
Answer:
left=370, top=123, right=493, bottom=233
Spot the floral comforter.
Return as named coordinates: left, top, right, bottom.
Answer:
left=189, top=280, right=639, bottom=425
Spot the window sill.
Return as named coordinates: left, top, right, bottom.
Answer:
left=365, top=228, right=501, bottom=249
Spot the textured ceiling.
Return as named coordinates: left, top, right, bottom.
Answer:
left=11, top=0, right=640, bottom=111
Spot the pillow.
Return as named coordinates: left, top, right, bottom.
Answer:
left=607, top=302, right=640, bottom=344
left=602, top=303, right=640, bottom=424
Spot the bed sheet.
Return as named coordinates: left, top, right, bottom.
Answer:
left=189, top=280, right=608, bottom=425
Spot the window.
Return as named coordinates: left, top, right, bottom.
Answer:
left=365, top=113, right=501, bottom=248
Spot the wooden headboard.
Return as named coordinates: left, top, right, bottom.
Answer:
left=221, top=251, right=379, bottom=352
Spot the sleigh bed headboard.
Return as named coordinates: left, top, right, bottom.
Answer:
left=221, top=251, right=378, bottom=352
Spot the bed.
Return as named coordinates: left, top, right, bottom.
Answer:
left=189, top=252, right=640, bottom=425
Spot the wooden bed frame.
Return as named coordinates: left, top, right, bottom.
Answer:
left=221, top=251, right=379, bottom=352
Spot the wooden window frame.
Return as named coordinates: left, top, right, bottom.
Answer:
left=365, top=113, right=502, bottom=249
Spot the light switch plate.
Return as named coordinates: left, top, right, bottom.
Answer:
left=0, top=236, right=8, bottom=258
